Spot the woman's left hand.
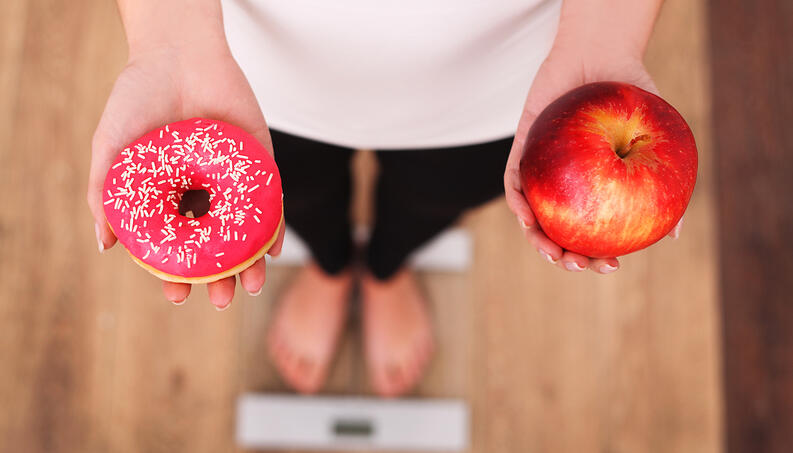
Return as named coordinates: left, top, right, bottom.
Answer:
left=503, top=45, right=682, bottom=274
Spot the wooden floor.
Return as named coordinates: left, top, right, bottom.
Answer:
left=709, top=1, right=793, bottom=452
left=0, top=0, right=722, bottom=452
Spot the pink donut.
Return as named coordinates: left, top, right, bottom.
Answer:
left=102, top=118, right=283, bottom=283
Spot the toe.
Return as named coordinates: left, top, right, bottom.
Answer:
left=294, top=356, right=323, bottom=394
left=370, top=362, right=397, bottom=398
left=386, top=363, right=407, bottom=397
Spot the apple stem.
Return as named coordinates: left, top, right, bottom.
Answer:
left=618, top=134, right=651, bottom=158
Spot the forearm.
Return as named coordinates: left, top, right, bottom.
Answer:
left=553, top=0, right=664, bottom=59
left=117, top=0, right=227, bottom=56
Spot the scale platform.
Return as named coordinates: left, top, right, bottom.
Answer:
left=236, top=394, right=470, bottom=451
left=267, top=226, right=472, bottom=272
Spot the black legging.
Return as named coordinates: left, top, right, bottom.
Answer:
left=272, top=129, right=512, bottom=280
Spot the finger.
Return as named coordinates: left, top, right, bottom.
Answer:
left=589, top=257, right=620, bottom=275
left=504, top=168, right=537, bottom=229
left=88, top=132, right=120, bottom=252
left=522, top=227, right=563, bottom=265
left=239, top=257, right=267, bottom=296
left=558, top=250, right=589, bottom=272
left=162, top=281, right=191, bottom=305
left=207, top=275, right=236, bottom=310
left=267, top=217, right=285, bottom=257
left=668, top=216, right=684, bottom=239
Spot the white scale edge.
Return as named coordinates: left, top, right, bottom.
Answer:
left=236, top=394, right=470, bottom=451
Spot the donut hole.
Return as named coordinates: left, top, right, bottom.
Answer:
left=178, top=189, right=211, bottom=219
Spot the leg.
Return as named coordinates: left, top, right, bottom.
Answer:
left=267, top=129, right=356, bottom=394
left=367, top=137, right=513, bottom=279
left=272, top=129, right=355, bottom=275
left=362, top=136, right=512, bottom=397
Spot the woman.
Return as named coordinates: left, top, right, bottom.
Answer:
left=87, top=0, right=673, bottom=397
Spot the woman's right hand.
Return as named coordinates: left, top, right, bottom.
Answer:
left=87, top=36, right=284, bottom=309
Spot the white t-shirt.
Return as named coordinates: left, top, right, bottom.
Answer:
left=222, top=0, right=561, bottom=149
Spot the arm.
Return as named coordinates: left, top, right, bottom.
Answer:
left=118, top=0, right=227, bottom=55
left=504, top=0, right=673, bottom=274
left=87, top=0, right=284, bottom=308
left=553, top=0, right=663, bottom=61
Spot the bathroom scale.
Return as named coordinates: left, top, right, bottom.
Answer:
left=267, top=226, right=472, bottom=272
left=236, top=394, right=469, bottom=451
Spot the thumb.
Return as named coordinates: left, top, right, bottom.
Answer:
left=87, top=92, right=176, bottom=252
left=505, top=80, right=555, bottom=229
left=88, top=131, right=120, bottom=252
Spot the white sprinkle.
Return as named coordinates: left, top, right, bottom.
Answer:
left=266, top=173, right=273, bottom=186
left=215, top=252, right=225, bottom=257
left=216, top=262, right=222, bottom=268
left=253, top=215, right=260, bottom=223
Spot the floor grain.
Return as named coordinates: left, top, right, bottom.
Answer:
left=709, top=1, right=793, bottom=452
left=0, top=0, right=721, bottom=452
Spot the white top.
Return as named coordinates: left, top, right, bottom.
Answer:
left=222, top=0, right=561, bottom=149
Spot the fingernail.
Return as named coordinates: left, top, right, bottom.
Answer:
left=247, top=287, right=263, bottom=297
left=215, top=303, right=231, bottom=312
left=539, top=249, right=558, bottom=264
left=600, top=264, right=618, bottom=274
left=172, top=299, right=186, bottom=306
left=672, top=223, right=681, bottom=239
left=565, top=261, right=585, bottom=272
left=95, top=223, right=105, bottom=254
left=518, top=217, right=530, bottom=230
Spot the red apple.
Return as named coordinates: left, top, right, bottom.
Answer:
left=519, top=81, right=697, bottom=258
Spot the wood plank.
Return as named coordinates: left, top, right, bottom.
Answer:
left=708, top=1, right=793, bottom=452
left=0, top=0, right=722, bottom=452
left=0, top=0, right=124, bottom=451
left=465, top=0, right=722, bottom=451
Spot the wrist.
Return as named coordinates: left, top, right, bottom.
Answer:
left=551, top=0, right=661, bottom=64
left=551, top=26, right=646, bottom=66
left=119, top=0, right=228, bottom=60
left=127, top=31, right=230, bottom=65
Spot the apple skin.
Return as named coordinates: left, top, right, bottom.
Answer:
left=519, top=82, right=697, bottom=258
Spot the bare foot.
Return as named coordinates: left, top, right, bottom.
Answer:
left=361, top=269, right=435, bottom=397
left=267, top=262, right=352, bottom=394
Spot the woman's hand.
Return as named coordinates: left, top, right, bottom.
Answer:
left=87, top=37, right=284, bottom=309
left=504, top=41, right=681, bottom=274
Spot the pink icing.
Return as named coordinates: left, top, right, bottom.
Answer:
left=102, top=118, right=282, bottom=278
